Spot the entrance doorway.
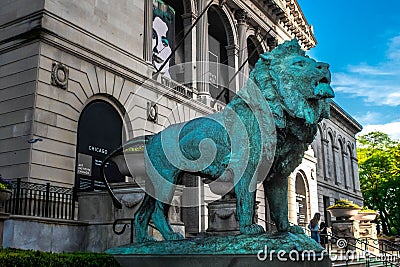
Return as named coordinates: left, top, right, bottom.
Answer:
left=75, top=100, right=124, bottom=191
left=295, top=172, right=309, bottom=227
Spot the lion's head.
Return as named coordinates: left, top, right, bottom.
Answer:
left=251, top=39, right=334, bottom=129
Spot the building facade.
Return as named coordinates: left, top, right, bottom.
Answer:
left=0, top=0, right=362, bottom=248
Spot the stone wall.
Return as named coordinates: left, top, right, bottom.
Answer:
left=3, top=215, right=87, bottom=252
left=0, top=42, right=39, bottom=181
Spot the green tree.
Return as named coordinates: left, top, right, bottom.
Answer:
left=357, top=131, right=400, bottom=235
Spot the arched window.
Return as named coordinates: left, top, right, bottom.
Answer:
left=327, top=132, right=336, bottom=183
left=75, top=100, right=124, bottom=191
left=339, top=139, right=347, bottom=188
left=314, top=127, right=325, bottom=179
left=348, top=144, right=356, bottom=191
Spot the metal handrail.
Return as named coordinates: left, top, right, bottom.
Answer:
left=112, top=218, right=157, bottom=244
left=325, top=232, right=400, bottom=267
left=378, top=238, right=400, bottom=253
left=113, top=218, right=135, bottom=244
left=263, top=219, right=400, bottom=266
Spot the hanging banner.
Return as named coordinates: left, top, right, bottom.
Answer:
left=152, top=0, right=175, bottom=77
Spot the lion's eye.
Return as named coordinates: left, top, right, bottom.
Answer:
left=293, top=61, right=304, bottom=67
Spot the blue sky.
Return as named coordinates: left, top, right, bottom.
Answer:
left=297, top=0, right=400, bottom=140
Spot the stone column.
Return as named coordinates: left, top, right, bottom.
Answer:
left=287, top=174, right=297, bottom=225
left=181, top=174, right=202, bottom=235
left=196, top=0, right=210, bottom=104
left=182, top=12, right=198, bottom=91
left=235, top=9, right=249, bottom=88
left=143, top=0, right=153, bottom=63
left=225, top=45, right=239, bottom=92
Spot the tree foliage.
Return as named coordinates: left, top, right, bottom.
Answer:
left=357, top=131, right=400, bottom=235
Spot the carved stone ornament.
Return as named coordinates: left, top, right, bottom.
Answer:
left=235, top=9, right=249, bottom=24
left=51, top=62, right=69, bottom=89
left=147, top=101, right=158, bottom=123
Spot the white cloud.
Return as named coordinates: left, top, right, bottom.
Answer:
left=387, top=35, right=400, bottom=61
left=332, top=35, right=400, bottom=106
left=354, top=111, right=382, bottom=125
left=347, top=64, right=394, bottom=76
left=358, top=121, right=400, bottom=141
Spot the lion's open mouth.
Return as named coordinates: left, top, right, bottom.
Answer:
left=315, top=77, right=330, bottom=87
left=319, top=77, right=329, bottom=84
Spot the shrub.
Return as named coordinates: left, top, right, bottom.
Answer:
left=0, top=175, right=13, bottom=190
left=0, top=248, right=121, bottom=267
left=327, top=199, right=361, bottom=210
left=359, top=206, right=377, bottom=213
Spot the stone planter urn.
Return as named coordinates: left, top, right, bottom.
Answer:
left=0, top=189, right=12, bottom=202
left=327, top=208, right=359, bottom=220
left=354, top=211, right=378, bottom=222
left=112, top=152, right=146, bottom=180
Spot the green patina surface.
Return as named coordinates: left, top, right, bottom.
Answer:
left=106, top=232, right=324, bottom=255
left=102, top=39, right=334, bottom=250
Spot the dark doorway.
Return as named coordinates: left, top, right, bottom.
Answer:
left=75, top=100, right=124, bottom=191
left=295, top=172, right=308, bottom=227
left=323, top=196, right=332, bottom=226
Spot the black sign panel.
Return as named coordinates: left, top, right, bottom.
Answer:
left=76, top=101, right=124, bottom=191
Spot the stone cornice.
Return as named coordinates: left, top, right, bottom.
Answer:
left=230, top=0, right=280, bottom=38
left=229, top=0, right=316, bottom=50
left=279, top=0, right=316, bottom=49
left=330, top=101, right=363, bottom=135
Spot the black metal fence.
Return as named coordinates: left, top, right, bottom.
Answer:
left=4, top=178, right=76, bottom=220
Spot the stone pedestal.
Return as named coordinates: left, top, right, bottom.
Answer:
left=107, top=232, right=331, bottom=267
left=0, top=212, right=10, bottom=248
left=206, top=198, right=258, bottom=236
left=359, top=222, right=378, bottom=254
left=113, top=254, right=332, bottom=267
left=207, top=199, right=239, bottom=235
left=331, top=220, right=359, bottom=250
left=78, top=182, right=145, bottom=223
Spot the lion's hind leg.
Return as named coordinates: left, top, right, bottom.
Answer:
left=151, top=200, right=184, bottom=241
left=134, top=194, right=156, bottom=243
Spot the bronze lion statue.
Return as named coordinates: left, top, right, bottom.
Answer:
left=101, top=39, right=334, bottom=243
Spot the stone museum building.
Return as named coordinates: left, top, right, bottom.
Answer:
left=0, top=0, right=363, bottom=251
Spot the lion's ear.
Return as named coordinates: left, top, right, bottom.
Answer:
left=260, top=54, right=271, bottom=65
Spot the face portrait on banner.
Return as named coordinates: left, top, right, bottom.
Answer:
left=152, top=0, right=175, bottom=77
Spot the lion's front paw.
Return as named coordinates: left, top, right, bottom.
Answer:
left=241, top=224, right=265, bottom=235
left=164, top=232, right=185, bottom=241
left=289, top=225, right=305, bottom=234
